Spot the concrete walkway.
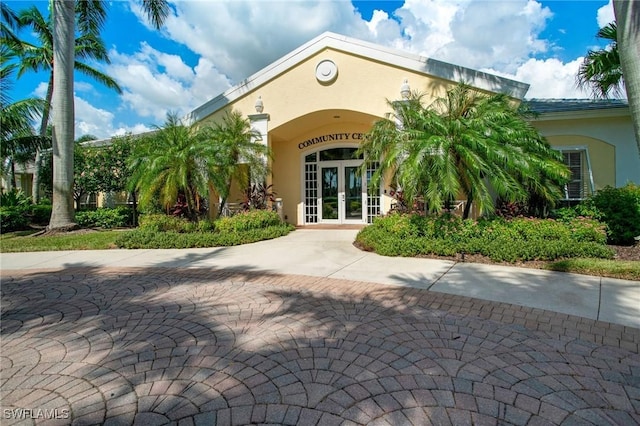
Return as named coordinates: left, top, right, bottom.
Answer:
left=1, top=230, right=639, bottom=425
left=2, top=229, right=639, bottom=329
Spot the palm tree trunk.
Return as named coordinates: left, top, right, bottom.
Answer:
left=32, top=72, right=54, bottom=203
left=613, top=0, right=640, bottom=159
left=48, top=0, right=77, bottom=230
left=131, top=191, right=138, bottom=227
left=10, top=161, right=17, bottom=190
left=463, top=194, right=473, bottom=219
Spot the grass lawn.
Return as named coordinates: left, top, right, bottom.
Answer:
left=1, top=230, right=120, bottom=252
left=545, top=258, right=640, bottom=281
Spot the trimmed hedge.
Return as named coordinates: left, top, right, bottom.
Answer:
left=356, top=213, right=613, bottom=262
left=215, top=210, right=282, bottom=233
left=116, top=209, right=293, bottom=249
left=75, top=207, right=133, bottom=229
left=115, top=225, right=293, bottom=249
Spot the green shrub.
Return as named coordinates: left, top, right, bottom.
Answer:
left=589, top=183, right=640, bottom=245
left=215, top=210, right=282, bottom=233
left=356, top=213, right=613, bottom=262
left=115, top=224, right=294, bottom=249
left=138, top=213, right=192, bottom=232
left=0, top=207, right=29, bottom=233
left=75, top=207, right=133, bottom=229
left=0, top=189, right=31, bottom=208
left=30, top=204, right=52, bottom=225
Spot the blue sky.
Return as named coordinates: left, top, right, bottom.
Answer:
left=6, top=0, right=615, bottom=139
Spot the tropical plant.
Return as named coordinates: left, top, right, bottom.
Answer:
left=612, top=0, right=640, bottom=159
left=0, top=44, right=46, bottom=190
left=48, top=0, right=168, bottom=231
left=129, top=111, right=271, bottom=221
left=588, top=183, right=640, bottom=245
left=128, top=113, right=212, bottom=220
left=14, top=4, right=121, bottom=204
left=576, top=23, right=623, bottom=98
left=358, top=83, right=570, bottom=219
left=205, top=110, right=271, bottom=215
left=241, top=183, right=276, bottom=211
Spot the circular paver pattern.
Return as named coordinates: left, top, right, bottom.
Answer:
left=1, top=268, right=639, bottom=425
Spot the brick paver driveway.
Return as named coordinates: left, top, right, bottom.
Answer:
left=1, top=267, right=639, bottom=425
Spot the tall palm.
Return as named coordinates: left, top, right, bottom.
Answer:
left=359, top=83, right=569, bottom=219
left=1, top=44, right=46, bottom=190
left=16, top=4, right=121, bottom=203
left=613, top=0, right=640, bottom=160
left=576, top=23, right=624, bottom=98
left=49, top=0, right=169, bottom=231
left=1, top=3, right=21, bottom=45
left=204, top=111, right=271, bottom=215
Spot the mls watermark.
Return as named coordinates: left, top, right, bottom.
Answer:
left=3, top=408, right=70, bottom=420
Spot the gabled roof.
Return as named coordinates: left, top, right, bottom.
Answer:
left=186, top=32, right=530, bottom=123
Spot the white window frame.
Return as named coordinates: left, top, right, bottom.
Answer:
left=555, top=146, right=595, bottom=201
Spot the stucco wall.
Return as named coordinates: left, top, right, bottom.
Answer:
left=199, top=48, right=454, bottom=128
left=532, top=114, right=639, bottom=187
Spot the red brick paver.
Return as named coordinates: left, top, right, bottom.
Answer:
left=1, top=267, right=639, bottom=425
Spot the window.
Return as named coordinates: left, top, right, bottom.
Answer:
left=560, top=149, right=594, bottom=203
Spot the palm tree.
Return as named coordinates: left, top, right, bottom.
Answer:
left=1, top=3, right=21, bottom=44
left=205, top=110, right=271, bottom=215
left=15, top=4, right=121, bottom=204
left=576, top=23, right=624, bottom=98
left=613, top=0, right=640, bottom=159
left=129, top=111, right=270, bottom=220
left=359, top=83, right=569, bottom=219
left=1, top=44, right=46, bottom=190
left=48, top=0, right=169, bottom=231
left=128, top=113, right=210, bottom=219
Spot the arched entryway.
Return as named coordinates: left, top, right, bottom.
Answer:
left=302, top=147, right=380, bottom=225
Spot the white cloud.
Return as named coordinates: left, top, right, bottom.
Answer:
left=34, top=82, right=48, bottom=98
left=107, top=44, right=222, bottom=122
left=597, top=0, right=615, bottom=28
left=75, top=96, right=116, bottom=138
left=428, top=0, right=552, bottom=72
left=162, top=0, right=371, bottom=81
left=485, top=57, right=589, bottom=99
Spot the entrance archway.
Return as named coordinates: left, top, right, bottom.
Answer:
left=302, top=147, right=380, bottom=225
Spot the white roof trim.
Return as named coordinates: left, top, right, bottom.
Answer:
left=186, top=31, right=530, bottom=124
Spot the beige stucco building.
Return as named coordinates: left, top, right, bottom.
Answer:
left=4, top=32, right=638, bottom=223
left=186, top=32, right=639, bottom=225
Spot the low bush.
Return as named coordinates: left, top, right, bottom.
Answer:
left=115, top=224, right=294, bottom=249
left=589, top=183, right=640, bottom=245
left=76, top=207, right=133, bottom=229
left=30, top=204, right=52, bottom=225
left=215, top=210, right=282, bottom=233
left=138, top=213, right=192, bottom=232
left=0, top=207, right=30, bottom=233
left=356, top=213, right=613, bottom=262
left=115, top=209, right=292, bottom=249
left=0, top=189, right=31, bottom=208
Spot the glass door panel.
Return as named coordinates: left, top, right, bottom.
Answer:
left=344, top=166, right=363, bottom=220
left=321, top=167, right=338, bottom=220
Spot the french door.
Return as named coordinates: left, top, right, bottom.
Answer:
left=319, top=160, right=364, bottom=223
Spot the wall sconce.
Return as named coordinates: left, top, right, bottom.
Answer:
left=400, top=79, right=410, bottom=100
left=255, top=96, right=264, bottom=113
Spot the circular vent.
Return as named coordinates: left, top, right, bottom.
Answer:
left=315, top=59, right=338, bottom=84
